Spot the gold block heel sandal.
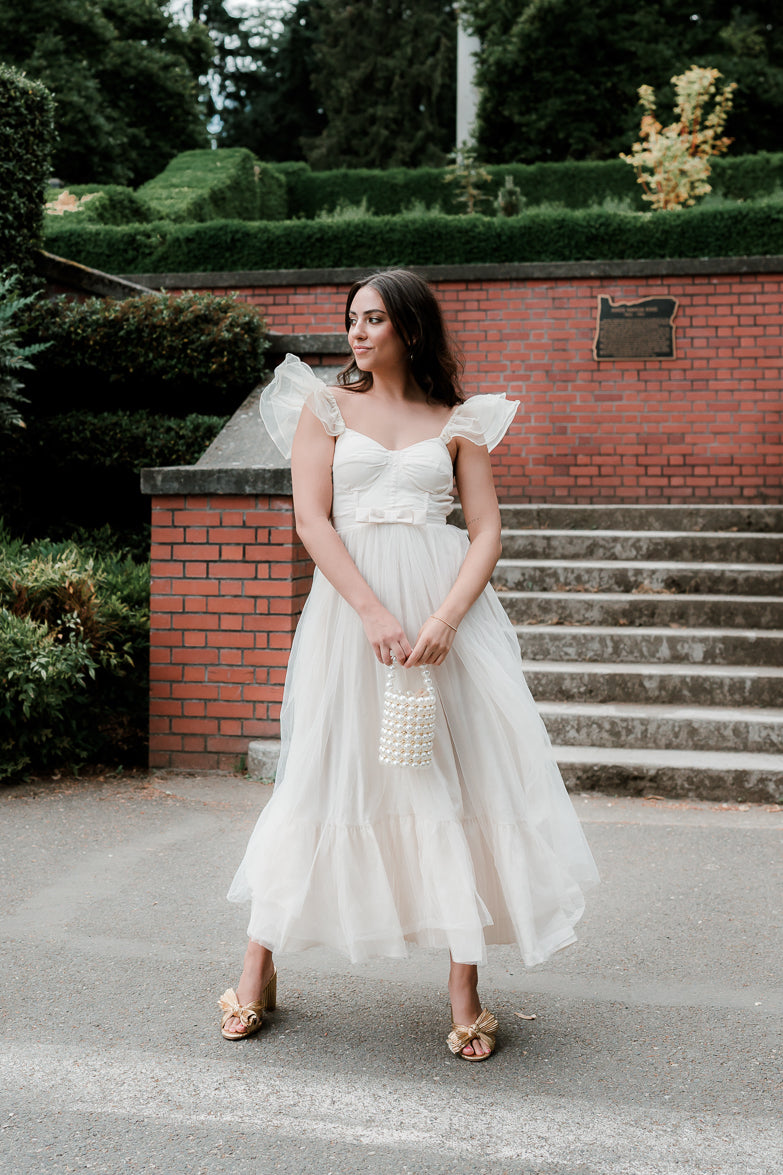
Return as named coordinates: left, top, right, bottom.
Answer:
left=218, top=968, right=277, bottom=1040
left=447, top=1007, right=499, bottom=1062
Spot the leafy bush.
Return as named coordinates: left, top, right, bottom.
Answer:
left=621, top=67, right=736, bottom=210
left=138, top=148, right=262, bottom=222
left=0, top=411, right=226, bottom=556
left=45, top=184, right=155, bottom=225
left=18, top=291, right=268, bottom=415
left=42, top=200, right=783, bottom=272
left=0, top=533, right=150, bottom=779
left=0, top=64, right=55, bottom=282
left=0, top=273, right=50, bottom=431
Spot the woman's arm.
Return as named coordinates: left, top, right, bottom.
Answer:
left=291, top=405, right=413, bottom=664
left=406, top=437, right=502, bottom=666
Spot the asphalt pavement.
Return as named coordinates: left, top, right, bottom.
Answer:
left=1, top=773, right=781, bottom=1175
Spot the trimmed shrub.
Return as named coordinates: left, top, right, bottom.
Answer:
left=42, top=201, right=783, bottom=273
left=709, top=152, right=783, bottom=201
left=0, top=65, right=55, bottom=282
left=285, top=165, right=459, bottom=217
left=138, top=148, right=261, bottom=222
left=256, top=162, right=288, bottom=221
left=0, top=534, right=150, bottom=778
left=45, top=184, right=155, bottom=225
left=18, top=291, right=268, bottom=415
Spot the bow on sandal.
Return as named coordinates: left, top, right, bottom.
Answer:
left=447, top=1008, right=499, bottom=1061
left=218, top=988, right=265, bottom=1040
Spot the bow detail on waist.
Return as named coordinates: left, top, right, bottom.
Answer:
left=446, top=1008, right=499, bottom=1056
left=354, top=505, right=428, bottom=525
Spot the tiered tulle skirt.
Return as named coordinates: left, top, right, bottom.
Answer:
left=228, top=521, right=599, bottom=965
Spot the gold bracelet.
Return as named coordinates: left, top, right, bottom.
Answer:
left=431, top=614, right=458, bottom=633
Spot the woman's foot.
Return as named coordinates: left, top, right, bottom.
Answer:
left=222, top=940, right=276, bottom=1037
left=448, top=961, right=490, bottom=1058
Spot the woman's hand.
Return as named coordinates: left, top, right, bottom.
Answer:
left=360, top=603, right=413, bottom=666
left=406, top=615, right=456, bottom=667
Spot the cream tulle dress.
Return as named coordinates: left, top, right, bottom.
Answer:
left=228, top=355, right=599, bottom=966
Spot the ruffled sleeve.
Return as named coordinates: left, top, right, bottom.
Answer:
left=441, top=394, right=519, bottom=452
left=259, top=353, right=345, bottom=459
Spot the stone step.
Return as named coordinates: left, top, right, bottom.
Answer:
left=520, top=660, right=783, bottom=708
left=515, top=624, right=783, bottom=666
left=553, top=746, right=783, bottom=804
left=538, top=701, right=783, bottom=754
left=492, top=503, right=783, bottom=533
left=493, top=558, right=783, bottom=595
left=501, top=528, right=782, bottom=563
left=247, top=737, right=783, bottom=803
left=497, top=590, right=783, bottom=630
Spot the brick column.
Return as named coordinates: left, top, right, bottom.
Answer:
left=146, top=492, right=312, bottom=770
left=141, top=383, right=311, bottom=770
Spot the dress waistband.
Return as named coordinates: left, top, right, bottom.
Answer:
left=332, top=504, right=447, bottom=528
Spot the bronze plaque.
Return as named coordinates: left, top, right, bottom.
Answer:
left=593, top=295, right=678, bottom=361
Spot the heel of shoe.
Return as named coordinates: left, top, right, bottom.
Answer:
left=263, top=968, right=277, bottom=1011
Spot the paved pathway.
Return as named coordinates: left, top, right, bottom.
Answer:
left=1, top=775, right=780, bottom=1175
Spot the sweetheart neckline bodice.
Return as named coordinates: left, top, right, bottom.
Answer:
left=340, top=426, right=452, bottom=455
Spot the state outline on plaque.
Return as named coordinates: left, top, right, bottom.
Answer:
left=593, top=294, right=679, bottom=362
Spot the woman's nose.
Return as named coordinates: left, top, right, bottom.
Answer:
left=350, top=319, right=366, bottom=338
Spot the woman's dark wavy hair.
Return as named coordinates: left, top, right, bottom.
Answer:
left=337, top=269, right=464, bottom=407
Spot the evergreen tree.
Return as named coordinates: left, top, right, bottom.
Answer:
left=461, top=0, right=783, bottom=163
left=216, top=0, right=327, bottom=163
left=304, top=0, right=457, bottom=169
left=0, top=0, right=211, bottom=184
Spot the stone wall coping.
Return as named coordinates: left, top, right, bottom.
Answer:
left=140, top=465, right=292, bottom=496
left=120, top=255, right=783, bottom=289
left=37, top=250, right=152, bottom=298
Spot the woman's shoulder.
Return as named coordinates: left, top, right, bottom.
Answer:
left=259, top=355, right=345, bottom=457
left=441, top=393, right=519, bottom=452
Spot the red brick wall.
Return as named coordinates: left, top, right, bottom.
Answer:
left=149, top=493, right=312, bottom=770
left=182, top=271, right=782, bottom=504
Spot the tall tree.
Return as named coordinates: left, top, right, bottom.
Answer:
left=0, top=0, right=211, bottom=185
left=214, top=0, right=327, bottom=162
left=461, top=0, right=783, bottom=163
left=304, top=0, right=457, bottom=169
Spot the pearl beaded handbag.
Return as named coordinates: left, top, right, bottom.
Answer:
left=378, top=660, right=436, bottom=768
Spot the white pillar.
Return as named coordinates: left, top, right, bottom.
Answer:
left=456, top=19, right=481, bottom=146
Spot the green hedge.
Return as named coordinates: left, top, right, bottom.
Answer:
left=137, top=147, right=286, bottom=222
left=708, top=153, right=783, bottom=201
left=46, top=184, right=155, bottom=225
left=0, top=65, right=55, bottom=282
left=0, top=534, right=150, bottom=778
left=19, top=290, right=269, bottom=415
left=256, top=162, right=288, bottom=221
left=0, top=411, right=226, bottom=558
left=281, top=154, right=783, bottom=219
left=284, top=161, right=642, bottom=216
left=43, top=201, right=783, bottom=273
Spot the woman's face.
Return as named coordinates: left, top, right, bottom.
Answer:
left=347, top=285, right=408, bottom=375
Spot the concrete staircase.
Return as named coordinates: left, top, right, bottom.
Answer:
left=489, top=503, right=783, bottom=802
left=250, top=344, right=783, bottom=800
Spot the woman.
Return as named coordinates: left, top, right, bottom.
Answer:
left=220, top=269, right=599, bottom=1060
